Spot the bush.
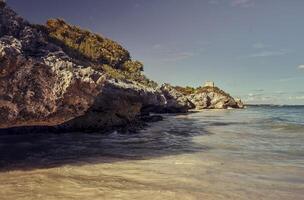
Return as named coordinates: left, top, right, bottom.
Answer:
left=196, top=86, right=232, bottom=98
left=45, top=19, right=130, bottom=68
left=42, top=18, right=157, bottom=88
left=173, top=86, right=196, bottom=95
left=121, top=60, right=143, bottom=73
left=102, top=64, right=158, bottom=88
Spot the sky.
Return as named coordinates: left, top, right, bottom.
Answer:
left=6, top=0, right=304, bottom=105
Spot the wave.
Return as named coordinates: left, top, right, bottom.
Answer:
left=269, top=122, right=304, bottom=133
left=247, top=104, right=304, bottom=108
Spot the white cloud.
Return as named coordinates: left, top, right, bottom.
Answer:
left=151, top=44, right=196, bottom=62
left=277, top=77, right=302, bottom=82
left=208, top=0, right=255, bottom=7
left=208, top=0, right=220, bottom=5
left=288, top=96, right=304, bottom=100
left=252, top=43, right=270, bottom=49
left=162, top=52, right=194, bottom=62
left=231, top=0, right=254, bottom=7
left=298, top=65, right=304, bottom=69
left=243, top=91, right=304, bottom=104
left=253, top=89, right=264, bottom=92
left=247, top=49, right=289, bottom=58
left=152, top=44, right=162, bottom=50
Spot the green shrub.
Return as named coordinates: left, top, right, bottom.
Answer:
left=173, top=86, right=196, bottom=95
left=45, top=19, right=130, bottom=68
left=41, top=18, right=157, bottom=88
left=121, top=60, right=143, bottom=73
left=196, top=86, right=232, bottom=98
left=102, top=64, right=158, bottom=88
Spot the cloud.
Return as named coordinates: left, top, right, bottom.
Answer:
left=277, top=77, right=302, bottom=82
left=151, top=44, right=196, bottom=62
left=253, top=89, right=264, bottom=92
left=208, top=0, right=220, bottom=5
left=247, top=49, right=289, bottom=58
left=243, top=93, right=273, bottom=103
left=152, top=44, right=162, bottom=50
left=208, top=0, right=255, bottom=7
left=247, top=93, right=263, bottom=97
left=274, top=91, right=286, bottom=95
left=243, top=91, right=304, bottom=104
left=252, top=43, right=270, bottom=49
left=288, top=96, right=304, bottom=100
left=298, top=65, right=304, bottom=70
left=231, top=0, right=254, bottom=7
left=162, top=52, right=194, bottom=62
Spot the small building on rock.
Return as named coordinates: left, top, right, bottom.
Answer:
left=204, top=81, right=215, bottom=87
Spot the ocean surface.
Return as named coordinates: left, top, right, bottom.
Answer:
left=0, top=106, right=303, bottom=200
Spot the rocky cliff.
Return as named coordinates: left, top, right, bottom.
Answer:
left=0, top=2, right=168, bottom=130
left=175, top=86, right=244, bottom=109
left=0, top=2, right=243, bottom=131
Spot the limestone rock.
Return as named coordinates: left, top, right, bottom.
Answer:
left=187, top=86, right=243, bottom=109
left=159, top=83, right=195, bottom=113
left=0, top=2, right=244, bottom=131
left=0, top=3, right=165, bottom=130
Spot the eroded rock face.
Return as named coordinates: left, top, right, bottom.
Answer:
left=0, top=3, right=160, bottom=129
left=159, top=84, right=195, bottom=112
left=0, top=2, right=190, bottom=130
left=0, top=35, right=106, bottom=128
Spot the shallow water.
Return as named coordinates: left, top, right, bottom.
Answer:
left=0, top=106, right=304, bottom=199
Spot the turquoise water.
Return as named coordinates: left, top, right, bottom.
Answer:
left=0, top=106, right=303, bottom=199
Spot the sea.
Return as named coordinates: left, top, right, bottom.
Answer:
left=0, top=105, right=303, bottom=199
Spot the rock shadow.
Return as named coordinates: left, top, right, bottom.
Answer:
left=0, top=114, right=211, bottom=172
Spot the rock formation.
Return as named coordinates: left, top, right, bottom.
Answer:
left=175, top=86, right=244, bottom=109
left=0, top=2, right=244, bottom=131
left=159, top=84, right=195, bottom=112
left=0, top=2, right=168, bottom=130
left=188, top=87, right=244, bottom=109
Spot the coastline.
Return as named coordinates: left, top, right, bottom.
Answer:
left=1, top=106, right=303, bottom=199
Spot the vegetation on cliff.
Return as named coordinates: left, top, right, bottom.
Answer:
left=45, top=19, right=130, bottom=68
left=196, top=86, right=233, bottom=98
left=174, top=85, right=232, bottom=98
left=39, top=18, right=156, bottom=87
left=173, top=86, right=196, bottom=96
left=102, top=65, right=157, bottom=88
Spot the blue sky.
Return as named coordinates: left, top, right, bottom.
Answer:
left=7, top=0, right=304, bottom=105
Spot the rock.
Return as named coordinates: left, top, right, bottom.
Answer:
left=0, top=3, right=166, bottom=130
left=187, top=86, right=243, bottom=109
left=158, top=83, right=195, bottom=112
left=140, top=115, right=163, bottom=123
left=0, top=3, right=244, bottom=131
left=235, top=98, right=245, bottom=109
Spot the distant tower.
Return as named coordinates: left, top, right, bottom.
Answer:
left=204, top=81, right=215, bottom=87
